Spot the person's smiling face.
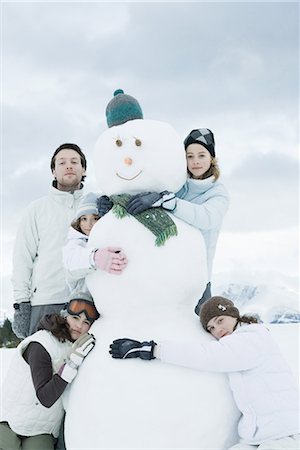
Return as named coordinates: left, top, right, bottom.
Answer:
left=186, top=143, right=212, bottom=179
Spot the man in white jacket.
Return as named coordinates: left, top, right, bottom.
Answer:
left=12, top=143, right=87, bottom=338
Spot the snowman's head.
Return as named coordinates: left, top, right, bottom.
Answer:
left=93, top=119, right=187, bottom=195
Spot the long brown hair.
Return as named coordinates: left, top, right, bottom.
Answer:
left=236, top=314, right=259, bottom=327
left=71, top=217, right=84, bottom=233
left=37, top=314, right=72, bottom=342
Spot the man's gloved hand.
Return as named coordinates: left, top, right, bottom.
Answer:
left=12, top=301, right=32, bottom=339
left=97, top=195, right=113, bottom=217
left=59, top=333, right=96, bottom=383
left=109, top=338, right=156, bottom=360
left=94, top=247, right=128, bottom=275
left=126, top=191, right=177, bottom=215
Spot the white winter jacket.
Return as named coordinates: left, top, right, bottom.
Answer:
left=12, top=186, right=84, bottom=306
left=174, top=177, right=229, bottom=279
left=62, top=227, right=97, bottom=293
left=1, top=330, right=71, bottom=437
left=160, top=324, right=299, bottom=445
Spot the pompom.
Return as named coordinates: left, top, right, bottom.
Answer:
left=114, top=89, right=124, bottom=96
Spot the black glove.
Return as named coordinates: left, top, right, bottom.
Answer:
left=97, top=195, right=113, bottom=217
left=12, top=301, right=32, bottom=338
left=109, top=338, right=157, bottom=360
left=126, top=191, right=177, bottom=215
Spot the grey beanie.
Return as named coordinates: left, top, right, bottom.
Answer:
left=75, top=192, right=99, bottom=220
left=106, top=89, right=143, bottom=128
left=67, top=290, right=94, bottom=304
left=184, top=128, right=215, bottom=157
left=200, top=296, right=240, bottom=331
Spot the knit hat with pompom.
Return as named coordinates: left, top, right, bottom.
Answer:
left=106, top=89, right=143, bottom=128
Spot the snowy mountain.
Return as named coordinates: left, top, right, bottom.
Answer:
left=214, top=281, right=300, bottom=324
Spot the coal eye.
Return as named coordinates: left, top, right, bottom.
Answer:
left=116, top=139, right=122, bottom=147
left=135, top=139, right=142, bottom=147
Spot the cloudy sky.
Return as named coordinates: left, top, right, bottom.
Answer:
left=1, top=1, right=299, bottom=315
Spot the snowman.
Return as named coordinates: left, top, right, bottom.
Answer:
left=65, top=90, right=239, bottom=449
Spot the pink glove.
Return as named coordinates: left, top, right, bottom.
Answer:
left=94, top=247, right=128, bottom=275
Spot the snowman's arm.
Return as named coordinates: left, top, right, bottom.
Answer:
left=173, top=193, right=229, bottom=231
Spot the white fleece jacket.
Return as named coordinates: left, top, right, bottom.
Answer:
left=174, top=176, right=229, bottom=279
left=62, top=226, right=97, bottom=293
left=12, top=186, right=84, bottom=306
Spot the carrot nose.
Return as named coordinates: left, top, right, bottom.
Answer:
left=124, top=157, right=133, bottom=166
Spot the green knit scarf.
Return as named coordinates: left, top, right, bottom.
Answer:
left=110, top=194, right=177, bottom=247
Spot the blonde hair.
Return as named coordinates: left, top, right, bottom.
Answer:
left=187, top=157, right=220, bottom=182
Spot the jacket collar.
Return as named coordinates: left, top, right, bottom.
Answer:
left=186, top=176, right=216, bottom=194
left=67, top=226, right=88, bottom=240
left=49, top=184, right=84, bottom=200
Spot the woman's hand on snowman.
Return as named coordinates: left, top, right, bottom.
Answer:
left=97, top=195, right=113, bottom=217
left=94, top=247, right=128, bottom=275
left=58, top=333, right=96, bottom=383
left=109, top=338, right=157, bottom=360
left=126, top=191, right=177, bottom=215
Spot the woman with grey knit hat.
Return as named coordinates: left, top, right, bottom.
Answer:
left=109, top=296, right=300, bottom=450
left=63, top=192, right=128, bottom=294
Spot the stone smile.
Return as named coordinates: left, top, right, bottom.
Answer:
left=116, top=170, right=143, bottom=181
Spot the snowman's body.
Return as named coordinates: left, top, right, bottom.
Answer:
left=65, top=119, right=239, bottom=449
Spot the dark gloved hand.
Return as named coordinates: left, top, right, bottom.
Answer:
left=12, top=301, right=32, bottom=338
left=109, top=338, right=156, bottom=360
left=126, top=191, right=177, bottom=215
left=97, top=195, right=113, bottom=217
